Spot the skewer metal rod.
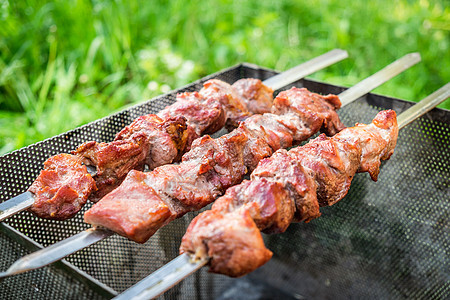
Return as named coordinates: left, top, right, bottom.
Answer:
left=112, top=83, right=449, bottom=300
left=0, top=192, right=34, bottom=221
left=112, top=254, right=207, bottom=300
left=397, top=82, right=450, bottom=129
left=0, top=52, right=420, bottom=281
left=0, top=228, right=113, bottom=278
left=263, top=49, right=348, bottom=90
left=0, top=49, right=348, bottom=223
left=339, top=53, right=421, bottom=107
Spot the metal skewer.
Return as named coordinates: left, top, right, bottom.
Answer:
left=0, top=228, right=114, bottom=279
left=0, top=52, right=421, bottom=280
left=0, top=49, right=348, bottom=223
left=264, top=48, right=348, bottom=90
left=397, top=82, right=450, bottom=129
left=113, top=82, right=450, bottom=300
left=338, top=52, right=421, bottom=106
left=111, top=253, right=208, bottom=300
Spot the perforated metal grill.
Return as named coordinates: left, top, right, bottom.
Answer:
left=0, top=64, right=448, bottom=299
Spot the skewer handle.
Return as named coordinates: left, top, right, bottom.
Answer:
left=263, top=49, right=348, bottom=90
left=0, top=191, right=34, bottom=222
left=113, top=253, right=207, bottom=300
left=397, top=83, right=450, bottom=129
left=339, top=53, right=421, bottom=107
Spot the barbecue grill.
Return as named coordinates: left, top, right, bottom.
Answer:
left=0, top=63, right=448, bottom=299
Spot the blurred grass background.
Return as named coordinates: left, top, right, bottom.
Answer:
left=0, top=0, right=448, bottom=154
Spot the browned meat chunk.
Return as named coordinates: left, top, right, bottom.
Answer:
left=199, top=79, right=250, bottom=129
left=272, top=87, right=344, bottom=136
left=243, top=114, right=295, bottom=150
left=180, top=209, right=272, bottom=277
left=252, top=149, right=320, bottom=223
left=74, top=139, right=147, bottom=201
left=238, top=124, right=273, bottom=173
left=181, top=130, right=248, bottom=191
left=232, top=78, right=274, bottom=114
left=158, top=92, right=226, bottom=151
left=213, top=178, right=295, bottom=234
left=144, top=161, right=222, bottom=215
left=288, top=134, right=361, bottom=207
left=28, top=154, right=96, bottom=220
left=84, top=170, right=173, bottom=243
left=114, top=114, right=188, bottom=168
left=334, top=109, right=398, bottom=181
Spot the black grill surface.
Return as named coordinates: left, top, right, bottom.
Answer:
left=0, top=64, right=448, bottom=299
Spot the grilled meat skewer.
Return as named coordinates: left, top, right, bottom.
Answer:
left=0, top=53, right=422, bottom=279
left=83, top=53, right=421, bottom=243
left=111, top=82, right=449, bottom=300
left=84, top=87, right=344, bottom=243
left=181, top=109, right=398, bottom=277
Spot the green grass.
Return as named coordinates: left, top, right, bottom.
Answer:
left=0, top=0, right=448, bottom=154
